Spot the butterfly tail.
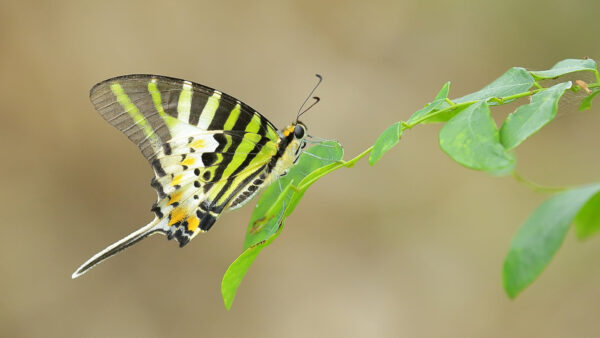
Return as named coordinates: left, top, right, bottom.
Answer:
left=71, top=218, right=168, bottom=279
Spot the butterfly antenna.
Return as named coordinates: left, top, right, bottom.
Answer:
left=297, top=74, right=323, bottom=121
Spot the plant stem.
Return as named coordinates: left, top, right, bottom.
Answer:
left=297, top=146, right=373, bottom=191
left=511, top=171, right=570, bottom=193
left=405, top=88, right=544, bottom=127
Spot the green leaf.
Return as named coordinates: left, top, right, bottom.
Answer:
left=425, top=68, right=535, bottom=124
left=221, top=216, right=286, bottom=310
left=244, top=141, right=344, bottom=249
left=368, top=122, right=403, bottom=165
left=579, top=88, right=600, bottom=111
left=284, top=160, right=341, bottom=216
left=439, top=101, right=515, bottom=174
left=406, top=82, right=450, bottom=124
left=503, top=183, right=600, bottom=298
left=574, top=191, right=600, bottom=239
left=530, top=58, right=597, bottom=79
left=221, top=141, right=344, bottom=310
left=453, top=67, right=535, bottom=104
left=500, top=82, right=572, bottom=150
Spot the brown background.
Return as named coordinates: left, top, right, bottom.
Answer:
left=2, top=0, right=600, bottom=337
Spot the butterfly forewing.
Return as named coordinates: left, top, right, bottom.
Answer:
left=90, top=74, right=280, bottom=160
left=89, top=75, right=281, bottom=245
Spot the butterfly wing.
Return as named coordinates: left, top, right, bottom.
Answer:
left=90, top=74, right=280, bottom=160
left=90, top=74, right=282, bottom=246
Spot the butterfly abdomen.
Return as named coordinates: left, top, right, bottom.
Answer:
left=228, top=173, right=268, bottom=210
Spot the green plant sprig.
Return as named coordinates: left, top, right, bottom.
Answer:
left=221, top=58, right=600, bottom=309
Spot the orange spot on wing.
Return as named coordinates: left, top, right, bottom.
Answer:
left=190, top=139, right=205, bottom=149
left=186, top=216, right=200, bottom=232
left=181, top=157, right=195, bottom=166
left=168, top=206, right=186, bottom=226
left=171, top=174, right=183, bottom=186
left=168, top=191, right=182, bottom=205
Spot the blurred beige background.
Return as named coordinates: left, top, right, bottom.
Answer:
left=2, top=0, right=600, bottom=337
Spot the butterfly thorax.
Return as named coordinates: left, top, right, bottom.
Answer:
left=268, top=123, right=306, bottom=177
left=230, top=122, right=307, bottom=210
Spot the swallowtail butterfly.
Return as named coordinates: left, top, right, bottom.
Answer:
left=72, top=74, right=317, bottom=278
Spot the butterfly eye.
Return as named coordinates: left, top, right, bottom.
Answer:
left=294, top=125, right=305, bottom=138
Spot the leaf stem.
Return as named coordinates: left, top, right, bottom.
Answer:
left=297, top=146, right=373, bottom=191
left=588, top=82, right=600, bottom=89
left=405, top=88, right=545, bottom=127
left=511, top=171, right=570, bottom=193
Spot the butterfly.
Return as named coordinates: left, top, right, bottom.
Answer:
left=72, top=74, right=320, bottom=278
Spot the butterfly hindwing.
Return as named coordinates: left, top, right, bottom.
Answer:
left=90, top=75, right=282, bottom=245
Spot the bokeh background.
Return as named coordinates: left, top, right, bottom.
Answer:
left=2, top=0, right=600, bottom=337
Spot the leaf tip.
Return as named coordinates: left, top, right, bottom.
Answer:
left=502, top=262, right=521, bottom=299
left=504, top=287, right=519, bottom=300
left=368, top=154, right=379, bottom=166
left=221, top=275, right=235, bottom=310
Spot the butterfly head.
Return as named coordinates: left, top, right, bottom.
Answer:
left=283, top=121, right=307, bottom=139
left=278, top=121, right=308, bottom=166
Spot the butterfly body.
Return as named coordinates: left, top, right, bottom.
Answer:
left=72, top=75, right=308, bottom=278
